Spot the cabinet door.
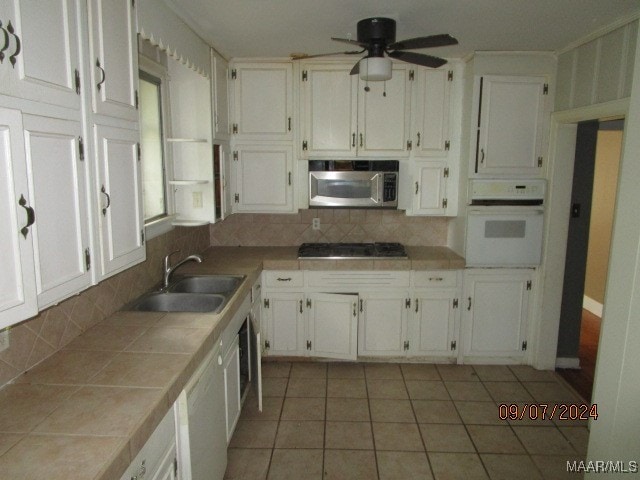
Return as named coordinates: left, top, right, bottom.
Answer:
left=462, top=270, right=532, bottom=360
left=0, top=0, right=81, bottom=111
left=413, top=161, right=448, bottom=215
left=149, top=443, right=177, bottom=480
left=357, top=65, right=411, bottom=157
left=307, top=293, right=358, bottom=360
left=0, top=107, right=37, bottom=328
left=22, top=114, right=91, bottom=308
left=223, top=336, right=241, bottom=443
left=212, top=52, right=230, bottom=141
left=94, top=124, right=145, bottom=277
left=235, top=144, right=294, bottom=212
left=264, top=292, right=304, bottom=356
left=87, top=0, right=139, bottom=121
left=232, top=63, right=293, bottom=141
left=249, top=308, right=263, bottom=411
left=475, top=75, right=546, bottom=176
left=409, top=291, right=458, bottom=357
left=412, top=68, right=451, bottom=157
left=358, top=292, right=409, bottom=356
left=300, top=64, right=358, bottom=157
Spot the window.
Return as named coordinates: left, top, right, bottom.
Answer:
left=139, top=70, right=167, bottom=222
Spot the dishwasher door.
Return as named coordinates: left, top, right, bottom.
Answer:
left=177, top=341, right=227, bottom=480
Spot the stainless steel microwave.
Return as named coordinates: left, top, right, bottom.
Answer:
left=309, top=160, right=399, bottom=208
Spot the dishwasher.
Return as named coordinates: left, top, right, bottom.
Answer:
left=176, top=341, right=227, bottom=480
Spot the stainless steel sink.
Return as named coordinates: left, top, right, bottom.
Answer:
left=126, top=292, right=227, bottom=313
left=167, top=275, right=245, bottom=294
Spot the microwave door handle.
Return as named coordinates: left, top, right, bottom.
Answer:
left=372, top=173, right=381, bottom=205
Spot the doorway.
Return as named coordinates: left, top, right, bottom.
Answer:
left=556, top=120, right=624, bottom=400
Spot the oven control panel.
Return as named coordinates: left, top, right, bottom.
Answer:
left=469, top=179, right=546, bottom=203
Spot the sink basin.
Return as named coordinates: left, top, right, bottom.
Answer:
left=167, top=275, right=245, bottom=294
left=126, top=292, right=227, bottom=313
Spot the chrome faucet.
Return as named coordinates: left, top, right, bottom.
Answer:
left=163, top=250, right=203, bottom=288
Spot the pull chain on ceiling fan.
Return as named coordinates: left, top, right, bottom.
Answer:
left=291, top=17, right=458, bottom=82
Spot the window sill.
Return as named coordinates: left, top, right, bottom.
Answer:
left=145, top=215, right=176, bottom=241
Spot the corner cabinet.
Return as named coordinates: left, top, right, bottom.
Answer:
left=233, top=144, right=294, bottom=213
left=461, top=269, right=534, bottom=362
left=471, top=75, right=548, bottom=177
left=231, top=62, right=293, bottom=142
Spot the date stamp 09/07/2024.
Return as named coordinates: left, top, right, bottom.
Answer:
left=498, top=404, right=639, bottom=474
left=498, top=402, right=598, bottom=421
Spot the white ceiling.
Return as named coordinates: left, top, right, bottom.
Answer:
left=167, top=0, right=640, bottom=60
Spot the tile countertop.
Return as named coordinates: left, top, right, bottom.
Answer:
left=0, top=246, right=463, bottom=479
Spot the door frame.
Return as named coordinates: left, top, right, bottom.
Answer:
left=529, top=98, right=628, bottom=370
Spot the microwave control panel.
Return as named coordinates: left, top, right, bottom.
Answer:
left=383, top=173, right=397, bottom=202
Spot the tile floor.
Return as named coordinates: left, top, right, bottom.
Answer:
left=225, top=362, right=588, bottom=480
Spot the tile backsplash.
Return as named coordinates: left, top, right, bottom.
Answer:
left=210, top=209, right=448, bottom=246
left=0, top=226, right=210, bottom=388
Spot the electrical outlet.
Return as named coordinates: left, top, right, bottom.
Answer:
left=192, top=191, right=203, bottom=208
left=312, top=217, right=320, bottom=230
left=0, top=329, right=9, bottom=353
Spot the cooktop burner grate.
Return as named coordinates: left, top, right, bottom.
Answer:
left=298, top=242, right=407, bottom=259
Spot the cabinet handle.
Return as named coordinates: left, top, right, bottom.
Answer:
left=276, top=277, right=292, bottom=282
left=6, top=21, right=21, bottom=68
left=96, top=58, right=106, bottom=91
left=18, top=194, right=35, bottom=239
left=288, top=117, right=292, bottom=131
left=101, top=185, right=111, bottom=216
left=353, top=302, right=357, bottom=317
left=288, top=171, right=292, bottom=186
left=359, top=299, right=363, bottom=312
left=352, top=133, right=356, bottom=147
left=416, top=132, right=421, bottom=147
left=429, top=277, right=444, bottom=282
left=359, top=133, right=363, bottom=147
left=415, top=299, right=419, bottom=313
left=467, top=297, right=472, bottom=311
left=415, top=181, right=419, bottom=195
left=299, top=300, right=303, bottom=314
left=480, top=148, right=485, bottom=164
left=0, top=20, right=9, bottom=63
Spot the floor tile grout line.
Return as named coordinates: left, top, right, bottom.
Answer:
left=264, top=362, right=290, bottom=479
left=363, top=365, right=381, bottom=480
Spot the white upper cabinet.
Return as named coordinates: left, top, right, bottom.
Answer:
left=412, top=160, right=449, bottom=215
left=212, top=50, right=230, bottom=141
left=0, top=107, right=37, bottom=329
left=0, top=0, right=82, bottom=111
left=299, top=62, right=412, bottom=158
left=87, top=0, right=139, bottom=122
left=412, top=68, right=452, bottom=157
left=231, top=62, right=293, bottom=142
left=234, top=144, right=294, bottom=213
left=357, top=64, right=412, bottom=157
left=300, top=63, right=358, bottom=157
left=22, top=114, right=92, bottom=308
left=94, top=124, right=145, bottom=276
left=472, top=75, right=547, bottom=176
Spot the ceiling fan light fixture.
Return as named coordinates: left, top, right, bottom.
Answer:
left=359, top=57, right=392, bottom=81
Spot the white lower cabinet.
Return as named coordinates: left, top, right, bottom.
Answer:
left=358, top=292, right=410, bottom=357
left=307, top=293, right=358, bottom=360
left=120, top=405, right=177, bottom=480
left=409, top=290, right=459, bottom=357
left=223, top=335, right=241, bottom=443
left=462, top=269, right=533, bottom=362
left=263, top=292, right=305, bottom=356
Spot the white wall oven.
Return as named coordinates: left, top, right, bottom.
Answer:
left=309, top=160, right=398, bottom=208
left=465, top=179, right=546, bottom=267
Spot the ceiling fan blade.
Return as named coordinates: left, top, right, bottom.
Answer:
left=331, top=37, right=368, bottom=48
left=388, top=34, right=458, bottom=51
left=387, top=50, right=448, bottom=68
left=350, top=60, right=360, bottom=75
left=291, top=50, right=364, bottom=60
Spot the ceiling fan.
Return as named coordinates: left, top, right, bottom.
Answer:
left=291, top=17, right=458, bottom=81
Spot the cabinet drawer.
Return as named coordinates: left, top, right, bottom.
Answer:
left=306, top=271, right=410, bottom=289
left=413, top=270, right=458, bottom=288
left=264, top=270, right=304, bottom=288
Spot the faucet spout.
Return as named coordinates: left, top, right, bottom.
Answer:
left=163, top=251, right=203, bottom=288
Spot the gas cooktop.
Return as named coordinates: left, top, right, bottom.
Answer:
left=298, top=242, right=408, bottom=259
